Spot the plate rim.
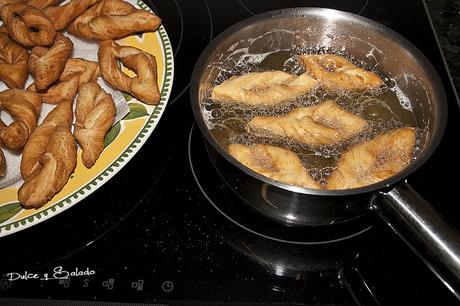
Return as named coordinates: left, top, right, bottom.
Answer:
left=0, top=1, right=174, bottom=237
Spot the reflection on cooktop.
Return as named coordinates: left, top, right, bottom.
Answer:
left=144, top=0, right=213, bottom=106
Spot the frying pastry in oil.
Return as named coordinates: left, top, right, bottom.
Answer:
left=327, top=127, right=416, bottom=190
left=228, top=143, right=321, bottom=190
left=299, top=54, right=383, bottom=90
left=247, top=100, right=367, bottom=146
left=211, top=71, right=319, bottom=106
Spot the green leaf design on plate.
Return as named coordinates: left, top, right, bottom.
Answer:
left=137, top=32, right=144, bottom=39
left=0, top=202, right=22, bottom=224
left=123, top=103, right=149, bottom=121
left=123, top=93, right=133, bottom=102
left=104, top=122, right=121, bottom=148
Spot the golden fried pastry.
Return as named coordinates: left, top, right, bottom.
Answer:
left=28, top=33, right=73, bottom=90
left=19, top=100, right=77, bottom=208
left=99, top=40, right=160, bottom=105
left=75, top=82, right=115, bottom=168
left=0, top=0, right=61, bottom=35
left=0, top=0, right=22, bottom=4
left=327, top=127, right=416, bottom=190
left=211, top=71, right=319, bottom=106
left=228, top=143, right=321, bottom=189
left=0, top=89, right=42, bottom=151
left=68, top=0, right=161, bottom=41
left=248, top=100, right=367, bottom=145
left=44, top=0, right=101, bottom=31
left=27, top=0, right=63, bottom=8
left=0, top=32, right=29, bottom=88
left=0, top=0, right=63, bottom=9
left=28, top=58, right=100, bottom=104
left=299, top=54, right=383, bottom=90
left=0, top=3, right=56, bottom=47
left=0, top=147, right=5, bottom=176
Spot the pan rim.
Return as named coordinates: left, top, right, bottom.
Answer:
left=190, top=7, right=448, bottom=197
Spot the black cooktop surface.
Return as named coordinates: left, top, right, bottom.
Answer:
left=1, top=0, right=459, bottom=305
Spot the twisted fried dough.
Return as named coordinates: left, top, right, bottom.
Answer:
left=0, top=147, right=5, bottom=176
left=327, top=128, right=416, bottom=190
left=68, top=0, right=161, bottom=41
left=0, top=89, right=41, bottom=151
left=0, top=3, right=56, bottom=47
left=19, top=100, right=76, bottom=208
left=299, top=54, right=383, bottom=90
left=75, top=82, right=115, bottom=168
left=28, top=58, right=100, bottom=104
left=0, top=0, right=63, bottom=9
left=28, top=33, right=73, bottom=90
left=0, top=32, right=29, bottom=88
left=43, top=0, right=101, bottom=31
left=99, top=40, right=160, bottom=105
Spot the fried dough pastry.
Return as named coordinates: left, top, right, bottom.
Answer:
left=0, top=3, right=56, bottom=47
left=0, top=89, right=41, bottom=151
left=299, top=54, right=383, bottom=91
left=99, top=40, right=160, bottom=105
left=28, top=58, right=100, bottom=104
left=68, top=0, right=161, bottom=41
left=75, top=82, right=116, bottom=168
left=0, top=147, right=5, bottom=176
left=211, top=72, right=319, bottom=106
left=19, top=100, right=77, bottom=208
left=28, top=33, right=73, bottom=90
left=0, top=32, right=29, bottom=88
left=228, top=143, right=321, bottom=189
left=0, top=0, right=62, bottom=34
left=44, top=0, right=101, bottom=31
left=0, top=0, right=63, bottom=9
left=248, top=100, right=367, bottom=146
left=327, top=127, right=416, bottom=190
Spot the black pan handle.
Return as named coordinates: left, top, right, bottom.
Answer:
left=372, top=180, right=460, bottom=299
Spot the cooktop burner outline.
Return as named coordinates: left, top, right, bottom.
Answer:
left=171, top=0, right=183, bottom=57
left=161, top=0, right=213, bottom=107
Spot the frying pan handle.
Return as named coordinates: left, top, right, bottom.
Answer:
left=373, top=181, right=460, bottom=299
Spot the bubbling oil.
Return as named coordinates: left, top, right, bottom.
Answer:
left=203, top=49, right=421, bottom=187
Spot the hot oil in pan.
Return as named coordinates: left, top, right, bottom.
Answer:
left=203, top=50, right=420, bottom=185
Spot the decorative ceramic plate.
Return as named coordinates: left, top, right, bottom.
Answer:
left=0, top=1, right=174, bottom=237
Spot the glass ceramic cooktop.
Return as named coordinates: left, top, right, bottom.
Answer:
left=1, top=0, right=459, bottom=305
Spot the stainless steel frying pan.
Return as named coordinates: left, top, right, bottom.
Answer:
left=190, top=8, right=460, bottom=298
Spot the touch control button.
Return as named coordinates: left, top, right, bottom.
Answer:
left=162, top=280, right=174, bottom=292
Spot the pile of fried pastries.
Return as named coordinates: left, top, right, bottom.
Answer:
left=211, top=54, right=417, bottom=190
left=0, top=0, right=162, bottom=208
